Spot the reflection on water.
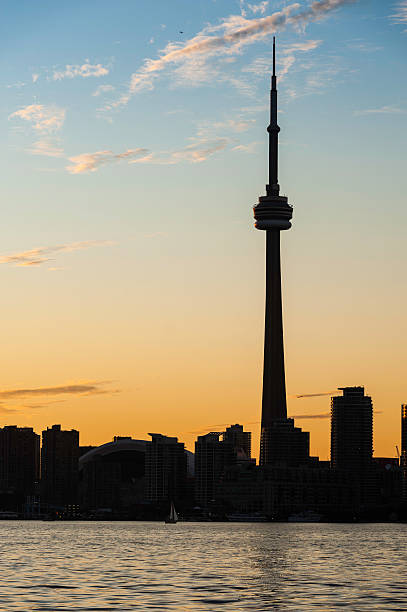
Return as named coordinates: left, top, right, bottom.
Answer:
left=0, top=521, right=406, bottom=610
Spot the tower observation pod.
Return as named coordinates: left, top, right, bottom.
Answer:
left=253, top=37, right=293, bottom=466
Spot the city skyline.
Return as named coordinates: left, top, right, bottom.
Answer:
left=2, top=0, right=407, bottom=460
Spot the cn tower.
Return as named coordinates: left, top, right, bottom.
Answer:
left=253, top=38, right=293, bottom=465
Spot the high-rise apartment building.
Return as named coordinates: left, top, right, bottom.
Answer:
left=195, top=425, right=253, bottom=507
left=146, top=434, right=187, bottom=504
left=0, top=426, right=40, bottom=509
left=41, top=424, right=79, bottom=508
left=331, top=387, right=373, bottom=473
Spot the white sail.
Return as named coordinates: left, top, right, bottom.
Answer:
left=165, top=501, right=178, bottom=523
left=169, top=502, right=178, bottom=521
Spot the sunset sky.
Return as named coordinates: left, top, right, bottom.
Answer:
left=2, top=0, right=407, bottom=460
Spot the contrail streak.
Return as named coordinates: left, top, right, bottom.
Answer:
left=108, top=0, right=357, bottom=108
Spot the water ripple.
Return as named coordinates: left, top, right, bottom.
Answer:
left=0, top=522, right=406, bottom=610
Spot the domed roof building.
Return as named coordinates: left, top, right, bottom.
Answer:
left=79, top=437, right=149, bottom=513
left=79, top=436, right=194, bottom=515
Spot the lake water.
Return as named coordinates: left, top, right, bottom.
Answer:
left=0, top=521, right=406, bottom=610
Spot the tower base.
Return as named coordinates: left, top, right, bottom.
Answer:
left=260, top=419, right=310, bottom=467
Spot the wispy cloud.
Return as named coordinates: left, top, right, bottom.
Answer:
left=0, top=382, right=119, bottom=400
left=232, top=141, right=259, bottom=153
left=27, top=139, right=64, bottom=158
left=0, top=405, right=17, bottom=414
left=247, top=2, right=269, bottom=15
left=187, top=421, right=259, bottom=435
left=6, top=81, right=25, bottom=89
left=144, top=232, right=167, bottom=239
left=0, top=240, right=114, bottom=267
left=291, top=410, right=382, bottom=419
left=346, top=39, right=383, bottom=52
left=391, top=1, right=407, bottom=30
left=186, top=405, right=341, bottom=433
left=53, top=62, right=109, bottom=80
left=92, top=84, right=115, bottom=97
left=156, top=138, right=228, bottom=164
left=291, top=412, right=331, bottom=419
left=66, top=148, right=149, bottom=174
left=353, top=105, right=406, bottom=116
left=186, top=409, right=335, bottom=434
left=195, top=118, right=255, bottom=140
left=9, top=104, right=66, bottom=133
left=280, top=39, right=322, bottom=76
left=294, top=391, right=335, bottom=398
left=128, top=137, right=229, bottom=166
left=243, top=39, right=321, bottom=78
left=67, top=135, right=229, bottom=174
left=107, top=0, right=356, bottom=109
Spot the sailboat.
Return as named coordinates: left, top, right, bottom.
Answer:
left=165, top=501, right=178, bottom=524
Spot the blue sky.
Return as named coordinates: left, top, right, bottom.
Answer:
left=1, top=0, right=407, bottom=457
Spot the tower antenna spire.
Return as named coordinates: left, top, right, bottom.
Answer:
left=273, top=35, right=276, bottom=78
left=268, top=36, right=279, bottom=194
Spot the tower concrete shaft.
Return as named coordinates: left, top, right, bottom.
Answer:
left=253, top=38, right=293, bottom=465
left=262, top=229, right=287, bottom=426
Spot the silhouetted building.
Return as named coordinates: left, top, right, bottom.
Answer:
left=261, top=419, right=310, bottom=467
left=79, top=445, right=96, bottom=457
left=218, top=463, right=357, bottom=520
left=369, top=458, right=402, bottom=519
left=223, top=424, right=251, bottom=460
left=146, top=434, right=187, bottom=505
left=218, top=462, right=263, bottom=515
left=0, top=426, right=40, bottom=510
left=331, top=387, right=373, bottom=472
left=79, top=437, right=148, bottom=514
left=195, top=433, right=226, bottom=507
left=195, top=425, right=253, bottom=508
left=41, top=424, right=79, bottom=509
left=402, top=404, right=407, bottom=501
left=331, top=387, right=373, bottom=505
left=373, top=458, right=399, bottom=470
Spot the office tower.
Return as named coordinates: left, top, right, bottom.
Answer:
left=195, top=432, right=225, bottom=507
left=330, top=387, right=373, bottom=472
left=223, top=424, right=251, bottom=460
left=41, top=424, right=79, bottom=508
left=0, top=426, right=40, bottom=509
left=146, top=434, right=187, bottom=504
left=252, top=39, right=310, bottom=466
